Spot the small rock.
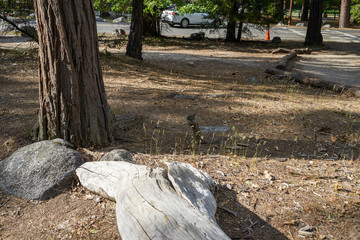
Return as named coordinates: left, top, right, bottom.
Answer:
left=322, top=24, right=331, bottom=28
left=188, top=62, right=195, bottom=66
left=94, top=196, right=102, bottom=203
left=85, top=194, right=94, bottom=200
left=296, top=22, right=305, bottom=27
left=298, top=225, right=315, bottom=237
left=248, top=76, right=260, bottom=84
left=264, top=170, right=275, bottom=181
left=100, top=149, right=133, bottom=163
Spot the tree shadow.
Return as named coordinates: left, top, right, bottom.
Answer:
left=215, top=187, right=289, bottom=240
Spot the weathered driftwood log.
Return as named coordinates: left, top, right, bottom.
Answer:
left=272, top=48, right=312, bottom=54
left=265, top=66, right=360, bottom=97
left=275, top=52, right=297, bottom=71
left=76, top=161, right=230, bottom=240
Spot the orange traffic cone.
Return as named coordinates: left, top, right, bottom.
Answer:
left=265, top=28, right=270, bottom=41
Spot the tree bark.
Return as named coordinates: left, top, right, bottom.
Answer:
left=275, top=0, right=284, bottom=22
left=339, top=0, right=351, bottom=28
left=301, top=0, right=309, bottom=21
left=126, top=0, right=143, bottom=59
left=305, top=0, right=323, bottom=46
left=34, top=0, right=114, bottom=147
left=226, top=0, right=238, bottom=42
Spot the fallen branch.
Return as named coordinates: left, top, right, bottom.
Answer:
left=218, top=206, right=238, bottom=217
left=272, top=48, right=312, bottom=54
left=0, top=15, right=38, bottom=42
left=276, top=52, right=297, bottom=71
left=187, top=114, right=203, bottom=144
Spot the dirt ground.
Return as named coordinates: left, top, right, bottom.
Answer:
left=0, top=36, right=359, bottom=239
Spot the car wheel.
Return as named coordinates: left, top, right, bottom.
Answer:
left=180, top=18, right=189, bottom=28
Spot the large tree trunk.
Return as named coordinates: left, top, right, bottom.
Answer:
left=305, top=0, right=323, bottom=46
left=301, top=0, right=309, bottom=21
left=339, top=0, right=351, bottom=28
left=225, top=0, right=238, bottom=42
left=34, top=0, right=114, bottom=147
left=126, top=0, right=143, bottom=59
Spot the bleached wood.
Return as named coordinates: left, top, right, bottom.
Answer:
left=76, top=161, right=230, bottom=240
left=166, top=161, right=217, bottom=222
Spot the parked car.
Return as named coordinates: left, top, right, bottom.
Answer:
left=161, top=10, right=222, bottom=28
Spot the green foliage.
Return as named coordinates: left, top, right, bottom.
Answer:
left=351, top=3, right=360, bottom=23
left=0, top=0, right=34, bottom=16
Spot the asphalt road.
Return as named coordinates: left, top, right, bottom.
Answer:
left=97, top=21, right=360, bottom=43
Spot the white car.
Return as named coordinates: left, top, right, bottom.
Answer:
left=161, top=10, right=222, bottom=28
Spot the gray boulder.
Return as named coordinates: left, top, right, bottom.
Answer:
left=0, top=139, right=83, bottom=200
left=100, top=149, right=133, bottom=163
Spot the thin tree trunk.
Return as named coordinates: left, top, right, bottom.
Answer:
left=339, top=0, right=351, bottom=28
left=236, top=1, right=245, bottom=42
left=126, top=0, right=143, bottom=59
left=305, top=0, right=323, bottom=46
left=34, top=0, right=114, bottom=147
left=236, top=21, right=243, bottom=42
left=226, top=0, right=238, bottom=42
left=275, top=0, right=284, bottom=22
left=301, top=0, right=309, bottom=21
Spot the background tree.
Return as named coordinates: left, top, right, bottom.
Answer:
left=126, top=0, right=144, bottom=59
left=301, top=0, right=309, bottom=21
left=305, top=0, right=324, bottom=46
left=226, top=0, right=239, bottom=42
left=34, top=0, right=114, bottom=147
left=339, top=0, right=351, bottom=27
left=274, top=0, right=285, bottom=23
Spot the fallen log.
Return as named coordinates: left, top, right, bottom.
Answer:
left=265, top=66, right=302, bottom=81
left=272, top=48, right=312, bottom=54
left=275, top=52, right=297, bottom=71
left=265, top=66, right=360, bottom=97
left=76, top=161, right=230, bottom=240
